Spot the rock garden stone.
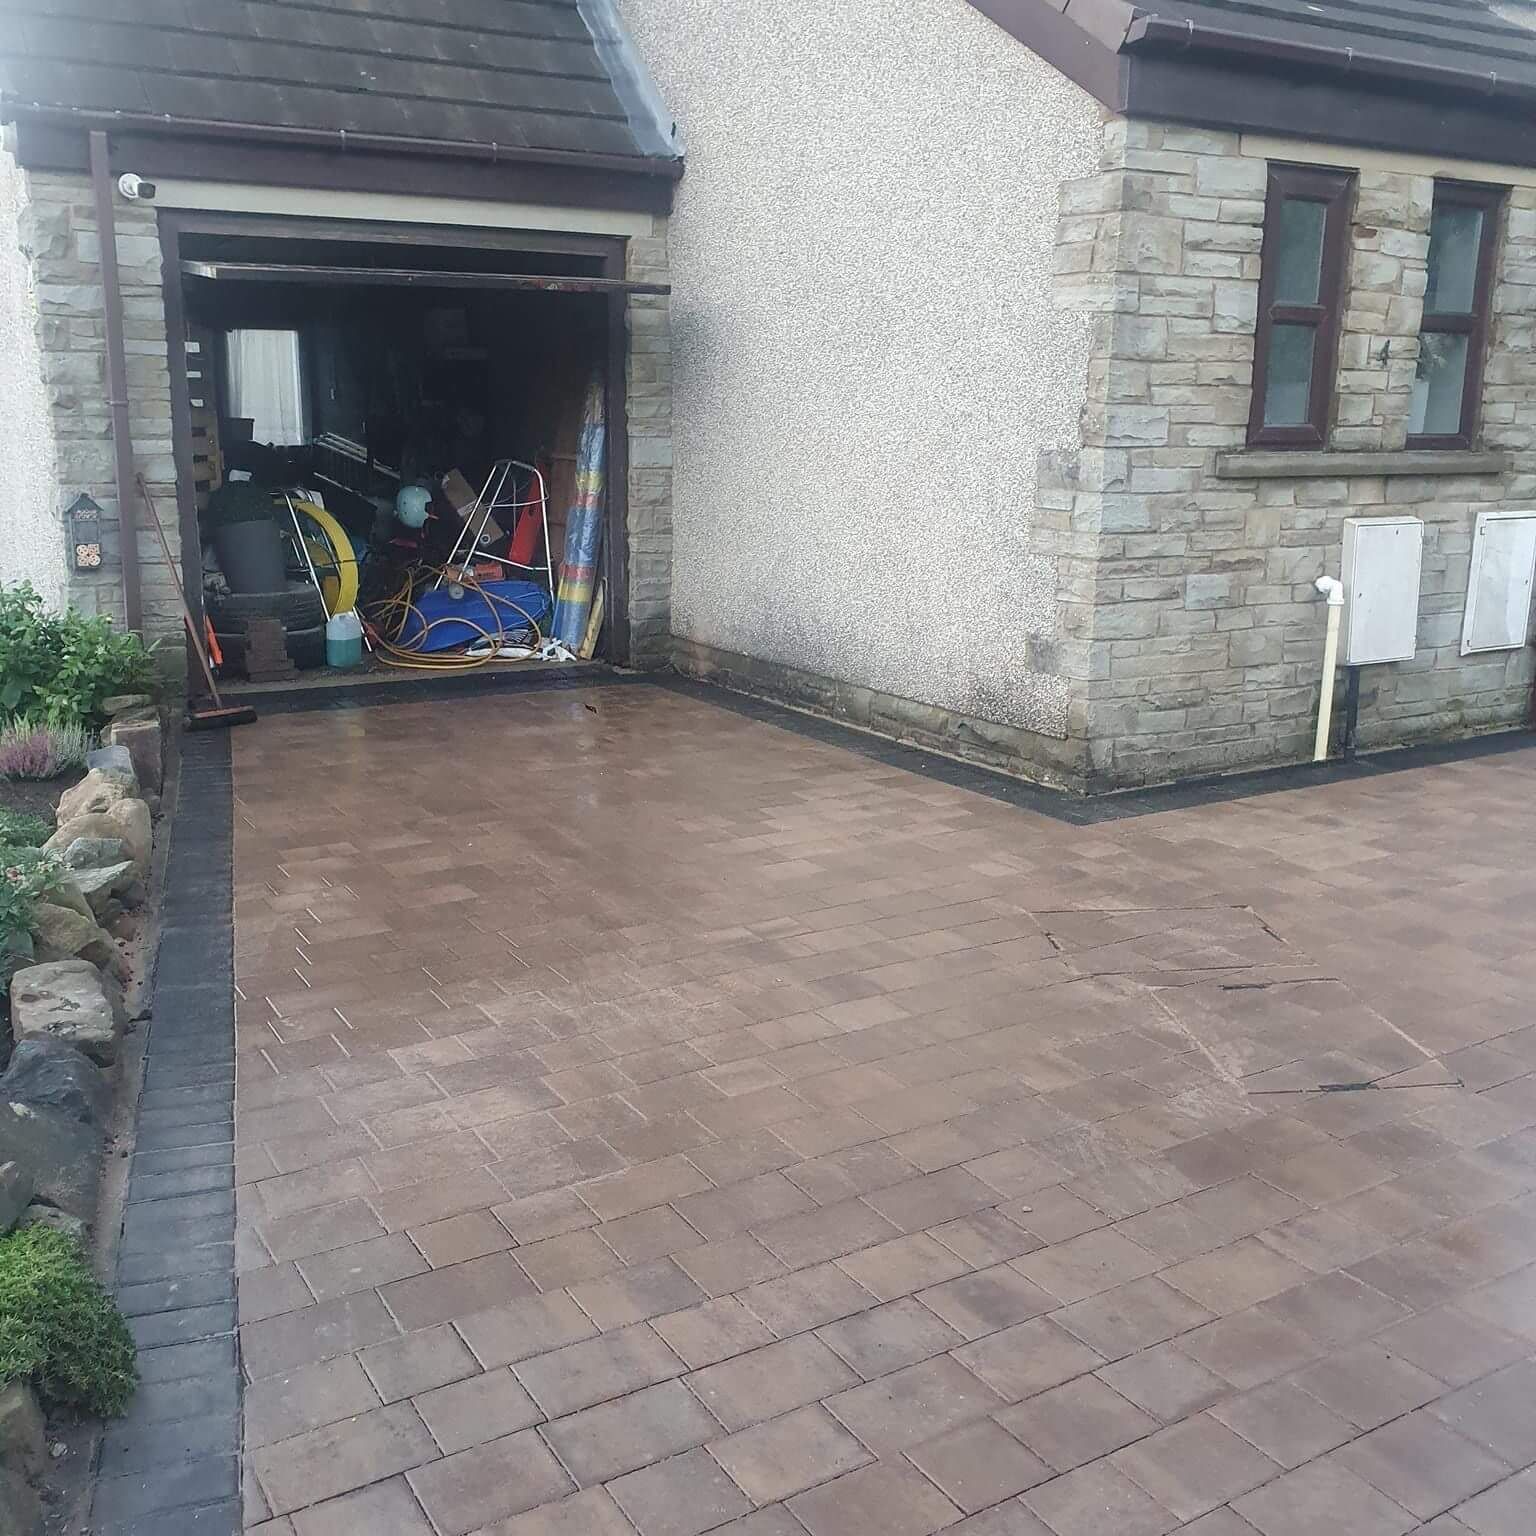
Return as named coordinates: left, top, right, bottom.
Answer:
left=0, top=1100, right=100, bottom=1222
left=2, top=1041, right=111, bottom=1126
left=59, top=835, right=127, bottom=872
left=0, top=1160, right=33, bottom=1231
left=30, top=902, right=115, bottom=970
left=55, top=766, right=136, bottom=825
left=0, top=1383, right=44, bottom=1477
left=15, top=1205, right=87, bottom=1242
left=62, top=862, right=138, bottom=921
left=0, top=1466, right=42, bottom=1536
left=105, top=710, right=163, bottom=796
left=9, top=961, right=119, bottom=1066
left=46, top=799, right=151, bottom=878
left=44, top=875, right=94, bottom=923
left=85, top=742, right=137, bottom=775
left=100, top=694, right=153, bottom=718
left=0, top=931, right=35, bottom=1004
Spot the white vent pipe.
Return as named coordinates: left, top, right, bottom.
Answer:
left=1313, top=576, right=1345, bottom=761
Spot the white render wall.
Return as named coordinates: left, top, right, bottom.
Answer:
left=617, top=0, right=1103, bottom=738
left=0, top=144, right=66, bottom=608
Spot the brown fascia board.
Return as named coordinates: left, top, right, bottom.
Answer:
left=3, top=102, right=681, bottom=216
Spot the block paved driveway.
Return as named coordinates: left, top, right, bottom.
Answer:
left=234, top=684, right=1536, bottom=1536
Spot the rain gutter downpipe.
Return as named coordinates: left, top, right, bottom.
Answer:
left=89, top=129, right=143, bottom=635
left=1313, top=576, right=1345, bottom=762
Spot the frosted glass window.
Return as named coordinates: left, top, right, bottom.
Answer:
left=1262, top=325, right=1316, bottom=427
left=1409, top=334, right=1470, bottom=437
left=1424, top=205, right=1484, bottom=314
left=1271, top=199, right=1327, bottom=305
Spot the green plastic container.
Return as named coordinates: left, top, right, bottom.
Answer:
left=325, top=611, right=364, bottom=669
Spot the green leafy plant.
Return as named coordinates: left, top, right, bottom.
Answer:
left=0, top=583, right=156, bottom=727
left=0, top=846, right=64, bottom=956
left=0, top=809, right=51, bottom=847
left=0, top=1226, right=137, bottom=1417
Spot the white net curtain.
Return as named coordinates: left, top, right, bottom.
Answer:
left=224, top=328, right=309, bottom=446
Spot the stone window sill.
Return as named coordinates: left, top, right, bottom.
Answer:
left=1214, top=449, right=1508, bottom=480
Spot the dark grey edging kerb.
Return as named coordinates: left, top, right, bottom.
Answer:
left=89, top=732, right=240, bottom=1536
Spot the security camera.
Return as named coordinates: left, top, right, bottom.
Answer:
left=117, top=174, right=157, bottom=201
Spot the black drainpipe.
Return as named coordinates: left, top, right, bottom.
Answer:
left=88, top=129, right=143, bottom=635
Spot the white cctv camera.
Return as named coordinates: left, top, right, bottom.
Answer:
left=117, top=173, right=157, bottom=201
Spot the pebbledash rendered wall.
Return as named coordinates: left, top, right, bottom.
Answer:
left=0, top=146, right=182, bottom=635
left=1055, top=124, right=1536, bottom=789
left=0, top=143, right=676, bottom=661
left=618, top=0, right=1106, bottom=766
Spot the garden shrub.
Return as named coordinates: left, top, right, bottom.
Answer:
left=0, top=847, right=65, bottom=992
left=0, top=583, right=156, bottom=727
left=0, top=718, right=94, bottom=781
left=0, top=1227, right=137, bottom=1417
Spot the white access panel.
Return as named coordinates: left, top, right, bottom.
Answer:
left=1341, top=517, right=1424, bottom=665
left=1461, top=511, right=1536, bottom=655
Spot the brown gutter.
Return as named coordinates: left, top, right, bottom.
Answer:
left=88, top=130, right=143, bottom=636
left=4, top=100, right=684, bottom=181
left=1122, top=14, right=1528, bottom=106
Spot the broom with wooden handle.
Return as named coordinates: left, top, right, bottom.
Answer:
left=135, top=472, right=257, bottom=730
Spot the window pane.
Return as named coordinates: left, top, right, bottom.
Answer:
left=1409, top=332, right=1470, bottom=437
left=1272, top=198, right=1328, bottom=305
left=225, top=329, right=308, bottom=445
left=1262, top=323, right=1316, bottom=427
left=1424, top=204, right=1484, bottom=314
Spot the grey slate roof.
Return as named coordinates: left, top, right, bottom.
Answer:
left=0, top=0, right=677, bottom=163
left=1126, top=0, right=1536, bottom=94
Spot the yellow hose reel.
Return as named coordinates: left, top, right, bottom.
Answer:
left=288, top=499, right=358, bottom=617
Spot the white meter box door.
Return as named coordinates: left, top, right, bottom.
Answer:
left=1341, top=517, right=1424, bottom=666
left=1462, top=511, right=1536, bottom=655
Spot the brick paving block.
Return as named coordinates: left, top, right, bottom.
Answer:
left=688, top=1333, right=857, bottom=1430
left=816, top=1296, right=961, bottom=1380
left=710, top=1404, right=871, bottom=1504
left=492, top=1188, right=601, bottom=1244
left=1429, top=1359, right=1536, bottom=1465
left=240, top=1292, right=399, bottom=1380
left=359, top=1324, right=481, bottom=1403
left=1110, top=1413, right=1281, bottom=1522
left=407, top=1429, right=573, bottom=1536
left=952, top=1316, right=1105, bottom=1402
left=1053, top=1275, right=1214, bottom=1361
left=455, top=1290, right=597, bottom=1368
left=754, top=1197, right=901, bottom=1269
left=571, top=1256, right=707, bottom=1330
left=1232, top=1459, right=1417, bottom=1536
left=294, top=1234, right=429, bottom=1303
left=783, top=1141, right=916, bottom=1203
left=826, top=1354, right=1003, bottom=1454
left=410, top=1209, right=517, bottom=1268
left=1012, top=1229, right=1164, bottom=1306
left=252, top=1402, right=437, bottom=1516
left=1292, top=1342, right=1445, bottom=1430
left=1261, top=1270, right=1410, bottom=1347
left=929, top=1208, right=1045, bottom=1268
left=239, top=1263, right=314, bottom=1325
left=608, top=1446, right=753, bottom=1535
left=834, top=1232, right=969, bottom=1300
left=98, top=1411, right=239, bottom=1479
left=91, top=1457, right=240, bottom=1528
left=1375, top=1307, right=1528, bottom=1388
left=1210, top=1378, right=1357, bottom=1469
left=1175, top=1309, right=1323, bottom=1391
left=674, top=1171, right=815, bottom=1239
left=651, top=1297, right=776, bottom=1370
left=861, top=1167, right=997, bottom=1233
left=414, top=1367, right=542, bottom=1453
left=916, top=1262, right=1057, bottom=1339
left=998, top=1375, right=1159, bottom=1472
left=674, top=1233, right=786, bottom=1296
left=1023, top=1460, right=1179, bottom=1536
left=788, top=1461, right=961, bottom=1536
left=379, top=1251, right=534, bottom=1330
left=1334, top=1410, right=1512, bottom=1521
left=580, top=1155, right=714, bottom=1222
left=244, top=1356, right=379, bottom=1449
left=541, top=1378, right=721, bottom=1486
left=942, top=1504, right=1057, bottom=1536
left=515, top=1324, right=683, bottom=1418
left=259, top=1199, right=387, bottom=1263
left=1451, top=1466, right=1536, bottom=1536
left=1159, top=1239, right=1313, bottom=1315
left=906, top=1418, right=1054, bottom=1511
left=486, top=1488, right=634, bottom=1535
left=1095, top=1340, right=1229, bottom=1423
left=517, top=1229, right=626, bottom=1290
left=740, top=1261, right=876, bottom=1334
left=597, top=1205, right=707, bottom=1263
left=287, top=1476, right=433, bottom=1535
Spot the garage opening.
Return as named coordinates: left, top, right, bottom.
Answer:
left=170, top=224, right=653, bottom=691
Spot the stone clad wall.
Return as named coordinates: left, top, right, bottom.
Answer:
left=4, top=164, right=182, bottom=637
left=1053, top=123, right=1536, bottom=789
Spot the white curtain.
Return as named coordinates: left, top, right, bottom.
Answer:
left=225, top=329, right=308, bottom=445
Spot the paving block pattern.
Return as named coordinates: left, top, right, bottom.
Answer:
left=230, top=685, right=1536, bottom=1533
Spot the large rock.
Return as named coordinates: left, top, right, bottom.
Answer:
left=0, top=1160, right=33, bottom=1231
left=46, top=799, right=151, bottom=878
left=0, top=931, right=34, bottom=1003
left=0, top=1466, right=41, bottom=1536
left=2, top=1041, right=111, bottom=1125
left=9, top=960, right=119, bottom=1065
left=55, top=766, right=136, bottom=825
left=0, top=1383, right=44, bottom=1478
left=16, top=1205, right=87, bottom=1242
left=0, top=1041, right=107, bottom=1221
left=44, top=874, right=94, bottom=922
left=59, top=836, right=127, bottom=872
left=30, top=903, right=115, bottom=970
left=86, top=741, right=137, bottom=775
left=100, top=695, right=153, bottom=718
left=67, top=861, right=138, bottom=920
left=106, top=710, right=163, bottom=796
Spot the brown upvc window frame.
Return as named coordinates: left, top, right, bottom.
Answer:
left=1407, top=180, right=1502, bottom=452
left=1247, top=164, right=1355, bottom=449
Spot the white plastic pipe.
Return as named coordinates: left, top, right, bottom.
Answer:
left=1313, top=575, right=1345, bottom=761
